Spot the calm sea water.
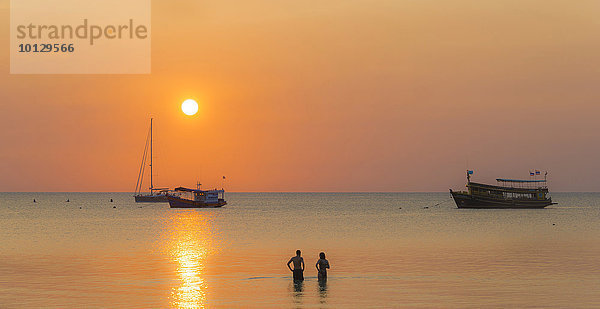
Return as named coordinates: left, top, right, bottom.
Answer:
left=0, top=192, right=599, bottom=308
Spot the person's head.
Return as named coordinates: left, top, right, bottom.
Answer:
left=296, top=250, right=301, bottom=256
left=319, top=252, right=326, bottom=259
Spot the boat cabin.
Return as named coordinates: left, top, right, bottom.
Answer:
left=173, top=186, right=225, bottom=203
left=468, top=179, right=549, bottom=201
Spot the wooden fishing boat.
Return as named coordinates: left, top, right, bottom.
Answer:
left=167, top=186, right=227, bottom=208
left=450, top=170, right=556, bottom=209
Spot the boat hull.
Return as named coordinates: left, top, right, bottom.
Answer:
left=134, top=195, right=169, bottom=203
left=450, top=191, right=553, bottom=209
left=167, top=196, right=226, bottom=208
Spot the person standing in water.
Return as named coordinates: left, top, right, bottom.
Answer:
left=287, top=250, right=305, bottom=282
left=316, top=252, right=330, bottom=281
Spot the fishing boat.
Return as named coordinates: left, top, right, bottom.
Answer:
left=450, top=170, right=556, bottom=209
left=134, top=118, right=169, bottom=202
left=167, top=184, right=227, bottom=208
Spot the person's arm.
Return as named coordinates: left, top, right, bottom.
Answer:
left=301, top=258, right=305, bottom=271
left=287, top=259, right=293, bottom=271
left=316, top=260, right=320, bottom=272
left=326, top=260, right=330, bottom=269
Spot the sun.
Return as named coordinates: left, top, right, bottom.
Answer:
left=181, top=99, right=199, bottom=116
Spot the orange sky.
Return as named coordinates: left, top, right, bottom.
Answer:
left=1, top=0, right=600, bottom=192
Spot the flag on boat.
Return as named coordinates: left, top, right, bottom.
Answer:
left=467, top=170, right=474, bottom=175
left=535, top=170, right=541, bottom=175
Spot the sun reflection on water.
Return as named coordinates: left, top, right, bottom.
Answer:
left=166, top=210, right=215, bottom=309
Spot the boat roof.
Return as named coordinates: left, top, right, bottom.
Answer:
left=174, top=186, right=223, bottom=193
left=496, top=178, right=546, bottom=183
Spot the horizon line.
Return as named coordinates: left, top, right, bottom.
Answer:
left=1, top=191, right=599, bottom=194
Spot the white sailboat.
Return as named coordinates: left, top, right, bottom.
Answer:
left=134, top=118, right=169, bottom=202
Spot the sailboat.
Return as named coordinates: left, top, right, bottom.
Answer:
left=134, top=118, right=169, bottom=202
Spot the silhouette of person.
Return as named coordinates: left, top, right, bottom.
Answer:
left=316, top=252, right=330, bottom=281
left=287, top=250, right=305, bottom=282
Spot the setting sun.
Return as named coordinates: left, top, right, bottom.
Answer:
left=181, top=99, right=198, bottom=116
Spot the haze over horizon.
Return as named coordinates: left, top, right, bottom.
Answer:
left=2, top=0, right=600, bottom=192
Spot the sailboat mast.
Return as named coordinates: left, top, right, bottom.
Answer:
left=150, top=118, right=153, bottom=192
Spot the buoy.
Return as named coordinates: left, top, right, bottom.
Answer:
left=66, top=199, right=70, bottom=202
left=110, top=199, right=113, bottom=202
left=398, top=207, right=402, bottom=209
left=552, top=223, right=556, bottom=226
left=113, top=206, right=116, bottom=208
left=79, top=207, right=82, bottom=209
left=33, top=199, right=36, bottom=203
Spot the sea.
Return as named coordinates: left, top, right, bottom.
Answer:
left=0, top=192, right=598, bottom=308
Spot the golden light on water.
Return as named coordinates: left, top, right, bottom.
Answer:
left=166, top=211, right=214, bottom=309
left=173, top=242, right=207, bottom=308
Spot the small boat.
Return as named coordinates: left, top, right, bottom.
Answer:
left=450, top=170, right=556, bottom=209
left=134, top=118, right=169, bottom=203
left=167, top=185, right=226, bottom=208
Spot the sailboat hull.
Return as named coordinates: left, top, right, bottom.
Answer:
left=134, top=195, right=168, bottom=203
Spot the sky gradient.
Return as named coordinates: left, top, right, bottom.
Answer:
left=1, top=0, right=600, bottom=192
